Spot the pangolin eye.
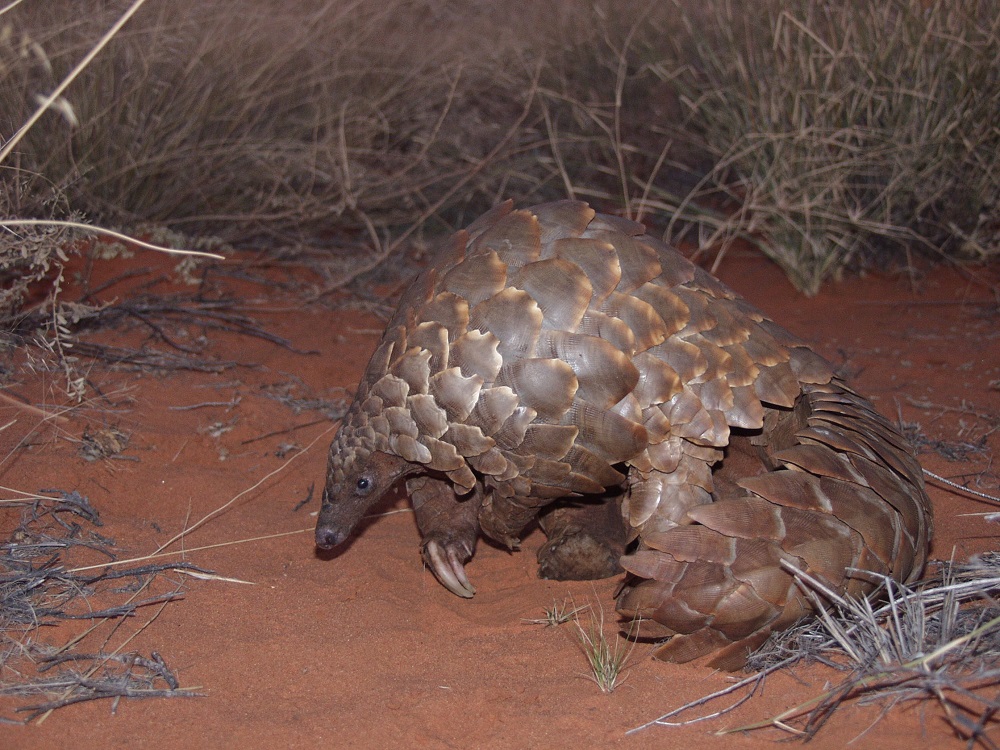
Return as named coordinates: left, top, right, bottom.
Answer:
left=355, top=477, right=372, bottom=494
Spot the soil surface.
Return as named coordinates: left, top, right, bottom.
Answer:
left=2, top=240, right=998, bottom=749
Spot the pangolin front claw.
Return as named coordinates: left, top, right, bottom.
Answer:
left=423, top=539, right=476, bottom=598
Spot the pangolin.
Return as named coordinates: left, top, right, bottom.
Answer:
left=315, top=199, right=932, bottom=670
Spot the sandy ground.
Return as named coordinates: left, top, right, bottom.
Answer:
left=1, top=241, right=998, bottom=749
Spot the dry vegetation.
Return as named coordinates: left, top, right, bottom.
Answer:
left=2, top=0, right=997, bottom=298
left=1, top=0, right=999, bottom=740
left=0, top=492, right=203, bottom=720
left=0, top=0, right=657, bottom=247
left=655, top=0, right=1000, bottom=293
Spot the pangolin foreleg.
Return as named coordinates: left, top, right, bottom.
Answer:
left=408, top=475, right=482, bottom=598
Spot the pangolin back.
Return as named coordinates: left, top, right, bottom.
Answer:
left=322, top=199, right=932, bottom=670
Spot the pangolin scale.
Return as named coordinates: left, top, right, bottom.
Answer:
left=315, top=199, right=932, bottom=670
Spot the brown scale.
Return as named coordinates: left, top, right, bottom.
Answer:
left=315, top=199, right=933, bottom=670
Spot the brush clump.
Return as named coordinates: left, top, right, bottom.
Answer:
left=0, top=492, right=200, bottom=720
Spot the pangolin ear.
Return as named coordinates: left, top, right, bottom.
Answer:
left=367, top=450, right=420, bottom=484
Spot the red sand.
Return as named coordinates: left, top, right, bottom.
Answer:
left=1, top=244, right=997, bottom=749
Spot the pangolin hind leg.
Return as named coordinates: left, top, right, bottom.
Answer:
left=477, top=491, right=551, bottom=550
left=408, top=475, right=482, bottom=598
left=536, top=495, right=627, bottom=581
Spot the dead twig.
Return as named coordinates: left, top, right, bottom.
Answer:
left=0, top=390, right=69, bottom=423
left=1, top=492, right=201, bottom=720
left=67, top=341, right=242, bottom=373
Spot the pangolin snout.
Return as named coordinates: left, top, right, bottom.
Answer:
left=315, top=485, right=363, bottom=550
left=315, top=524, right=349, bottom=550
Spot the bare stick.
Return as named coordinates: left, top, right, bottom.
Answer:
left=0, top=389, right=68, bottom=423
left=0, top=220, right=224, bottom=260
left=0, top=0, right=152, bottom=165
left=67, top=528, right=314, bottom=574
left=924, top=470, right=1000, bottom=504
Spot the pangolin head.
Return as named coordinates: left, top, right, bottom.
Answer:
left=314, top=413, right=417, bottom=550
left=315, top=315, right=493, bottom=550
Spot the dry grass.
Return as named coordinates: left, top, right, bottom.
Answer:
left=1, top=0, right=581, bottom=245
left=3, top=0, right=997, bottom=302
left=522, top=598, right=590, bottom=628
left=524, top=597, right=640, bottom=693
left=647, top=0, right=1000, bottom=293
left=0, top=422, right=328, bottom=721
left=573, top=603, right=639, bottom=694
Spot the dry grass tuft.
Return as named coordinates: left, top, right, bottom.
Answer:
left=523, top=598, right=590, bottom=628
left=573, top=602, right=639, bottom=694
left=742, top=560, right=1000, bottom=742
